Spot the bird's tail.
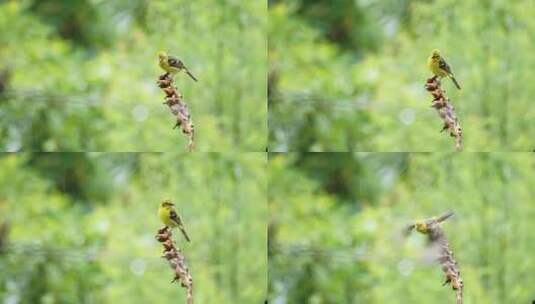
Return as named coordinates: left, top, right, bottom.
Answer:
left=185, top=69, right=198, bottom=82
left=450, top=76, right=461, bottom=90
left=179, top=226, right=191, bottom=242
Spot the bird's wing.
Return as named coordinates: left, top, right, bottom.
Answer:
left=403, top=224, right=416, bottom=236
left=169, top=209, right=182, bottom=225
left=170, top=209, right=191, bottom=242
left=436, top=211, right=455, bottom=223
left=438, top=57, right=453, bottom=75
left=167, top=56, right=183, bottom=69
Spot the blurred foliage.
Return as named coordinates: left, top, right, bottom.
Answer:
left=269, top=0, right=535, bottom=151
left=0, top=0, right=266, bottom=152
left=268, top=153, right=535, bottom=303
left=269, top=0, right=415, bottom=52
left=0, top=152, right=267, bottom=303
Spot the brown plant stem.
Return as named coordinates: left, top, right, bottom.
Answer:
left=157, top=73, right=195, bottom=151
left=156, top=226, right=193, bottom=304
left=425, top=76, right=462, bottom=151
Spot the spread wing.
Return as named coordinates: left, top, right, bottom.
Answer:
left=436, top=211, right=455, bottom=223
left=403, top=223, right=416, bottom=236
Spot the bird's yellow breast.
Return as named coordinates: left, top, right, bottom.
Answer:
left=415, top=222, right=428, bottom=234
left=158, top=206, right=176, bottom=227
left=159, top=58, right=179, bottom=74
left=158, top=59, right=167, bottom=71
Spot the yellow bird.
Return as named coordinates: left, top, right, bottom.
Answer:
left=158, top=200, right=191, bottom=242
left=158, top=51, right=198, bottom=82
left=427, top=49, right=461, bottom=90
left=405, top=211, right=455, bottom=236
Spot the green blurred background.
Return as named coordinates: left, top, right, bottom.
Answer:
left=268, top=0, right=535, bottom=151
left=0, top=152, right=267, bottom=303
left=0, top=0, right=266, bottom=152
left=268, top=152, right=535, bottom=303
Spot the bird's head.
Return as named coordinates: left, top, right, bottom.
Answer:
left=431, top=49, right=441, bottom=58
left=157, top=51, right=167, bottom=60
left=415, top=221, right=428, bottom=234
left=161, top=199, right=174, bottom=208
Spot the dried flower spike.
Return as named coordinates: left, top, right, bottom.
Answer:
left=425, top=76, right=462, bottom=151
left=156, top=226, right=193, bottom=304
left=157, top=72, right=195, bottom=151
